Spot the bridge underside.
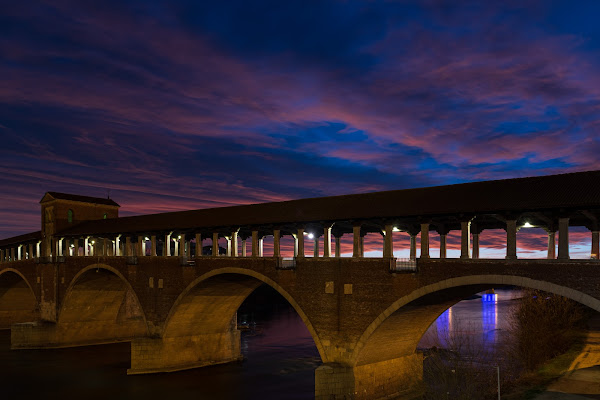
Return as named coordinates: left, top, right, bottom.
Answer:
left=12, top=269, right=147, bottom=348
left=317, top=284, right=494, bottom=400
left=0, top=271, right=38, bottom=329
left=129, top=274, right=262, bottom=374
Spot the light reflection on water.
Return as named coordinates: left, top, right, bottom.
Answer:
left=420, top=288, right=522, bottom=350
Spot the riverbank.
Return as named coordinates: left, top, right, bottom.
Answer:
left=504, top=313, right=600, bottom=400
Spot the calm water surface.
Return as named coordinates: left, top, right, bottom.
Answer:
left=0, top=287, right=520, bottom=399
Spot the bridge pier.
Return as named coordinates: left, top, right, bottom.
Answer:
left=128, top=326, right=242, bottom=374
left=11, top=318, right=147, bottom=349
left=315, top=355, right=423, bottom=400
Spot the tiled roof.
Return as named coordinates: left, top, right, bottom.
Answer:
left=41, top=192, right=120, bottom=207
left=56, top=170, right=600, bottom=236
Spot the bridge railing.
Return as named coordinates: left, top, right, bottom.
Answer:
left=391, top=258, right=417, bottom=272
left=277, top=257, right=296, bottom=270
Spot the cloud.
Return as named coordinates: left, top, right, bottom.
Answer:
left=1, top=0, right=600, bottom=252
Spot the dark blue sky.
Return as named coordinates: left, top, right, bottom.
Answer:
left=1, top=0, right=600, bottom=256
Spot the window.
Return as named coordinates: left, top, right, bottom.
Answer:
left=103, top=213, right=108, bottom=219
left=68, top=209, right=73, bottom=223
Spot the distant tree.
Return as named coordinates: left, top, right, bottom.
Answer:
left=512, top=289, right=585, bottom=371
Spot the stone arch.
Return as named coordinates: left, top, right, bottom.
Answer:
left=57, top=263, right=149, bottom=345
left=353, top=274, right=600, bottom=366
left=0, top=268, right=39, bottom=328
left=163, top=267, right=326, bottom=361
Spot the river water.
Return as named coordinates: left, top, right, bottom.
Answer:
left=0, top=286, right=520, bottom=399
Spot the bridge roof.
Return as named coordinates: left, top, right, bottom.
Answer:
left=51, top=170, right=600, bottom=237
left=40, top=192, right=120, bottom=207
left=0, top=231, right=41, bottom=247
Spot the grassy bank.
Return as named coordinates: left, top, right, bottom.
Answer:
left=503, top=329, right=587, bottom=399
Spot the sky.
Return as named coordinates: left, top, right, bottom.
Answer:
left=1, top=0, right=600, bottom=257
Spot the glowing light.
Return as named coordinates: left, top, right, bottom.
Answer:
left=522, top=222, right=533, bottom=228
left=482, top=293, right=497, bottom=302
left=308, top=233, right=314, bottom=239
left=392, top=227, right=400, bottom=232
left=144, top=237, right=149, bottom=241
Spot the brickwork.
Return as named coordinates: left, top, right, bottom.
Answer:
left=3, top=256, right=600, bottom=399
left=128, top=330, right=242, bottom=374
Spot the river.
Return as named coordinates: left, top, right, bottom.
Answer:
left=0, top=286, right=520, bottom=399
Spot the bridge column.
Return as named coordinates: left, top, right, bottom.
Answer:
left=102, top=238, right=108, bottom=256
left=460, top=221, right=471, bottom=259
left=83, top=237, right=89, bottom=256
left=231, top=231, right=239, bottom=257
left=506, top=219, right=517, bottom=260
left=313, top=234, right=320, bottom=257
left=409, top=234, right=416, bottom=260
left=72, top=238, right=79, bottom=257
left=114, top=235, right=120, bottom=256
left=150, top=235, right=157, bottom=256
left=195, top=234, right=201, bottom=258
left=558, top=217, right=570, bottom=260
left=440, top=234, right=447, bottom=258
left=0, top=249, right=4, bottom=263
left=259, top=237, right=264, bottom=257
left=138, top=236, right=145, bottom=257
left=241, top=238, right=247, bottom=257
left=472, top=233, right=480, bottom=259
left=62, top=240, right=67, bottom=257
left=173, top=235, right=179, bottom=256
left=179, top=234, right=187, bottom=259
left=359, top=235, right=364, bottom=257
left=383, top=225, right=393, bottom=258
left=352, top=225, right=361, bottom=258
left=224, top=236, right=231, bottom=256
left=471, top=224, right=481, bottom=259
left=273, top=230, right=280, bottom=258
left=547, top=230, right=556, bottom=259
left=323, top=226, right=332, bottom=257
left=292, top=233, right=299, bottom=257
left=124, top=237, right=131, bottom=256
left=420, top=223, right=430, bottom=259
left=335, top=235, right=341, bottom=258
left=212, top=233, right=219, bottom=256
left=591, top=231, right=599, bottom=259
left=164, top=234, right=171, bottom=256
left=17, top=245, right=23, bottom=261
left=252, top=231, right=259, bottom=256
left=10, top=248, right=15, bottom=261
left=297, top=228, right=305, bottom=258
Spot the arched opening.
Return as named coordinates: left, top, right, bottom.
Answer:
left=129, top=269, right=323, bottom=379
left=67, top=209, right=74, bottom=223
left=56, top=265, right=148, bottom=346
left=0, top=270, right=38, bottom=329
left=353, top=276, right=600, bottom=399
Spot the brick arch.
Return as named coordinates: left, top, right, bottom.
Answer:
left=58, top=263, right=149, bottom=340
left=0, top=268, right=39, bottom=328
left=352, top=274, right=600, bottom=366
left=162, top=267, right=326, bottom=361
left=0, top=268, right=37, bottom=299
